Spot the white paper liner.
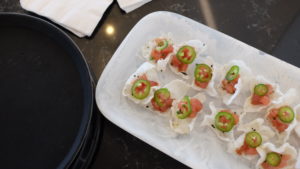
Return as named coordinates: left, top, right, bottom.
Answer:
left=122, top=62, right=160, bottom=105
left=146, top=79, right=190, bottom=116
left=256, top=143, right=297, bottom=169
left=189, top=56, right=218, bottom=97
left=201, top=102, right=242, bottom=142
left=141, top=33, right=174, bottom=72
left=228, top=118, right=275, bottom=161
left=217, top=60, right=252, bottom=106
left=295, top=124, right=300, bottom=139
left=296, top=149, right=300, bottom=169
left=169, top=39, right=207, bottom=79
left=170, top=93, right=206, bottom=134
left=295, top=105, right=300, bottom=138
left=265, top=89, right=299, bottom=144
left=244, top=75, right=283, bottom=113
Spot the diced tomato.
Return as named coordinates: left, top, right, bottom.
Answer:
left=220, top=109, right=239, bottom=124
left=188, top=112, right=197, bottom=118
left=178, top=101, right=189, bottom=113
left=219, top=109, right=239, bottom=125
left=220, top=109, right=232, bottom=113
left=139, top=74, right=147, bottom=80
left=236, top=141, right=258, bottom=155
left=233, top=113, right=239, bottom=125
left=266, top=84, right=274, bottom=95
left=151, top=97, right=173, bottom=113
left=150, top=50, right=161, bottom=61
left=195, top=80, right=209, bottom=89
left=267, top=108, right=289, bottom=133
left=251, top=84, right=273, bottom=105
left=251, top=93, right=270, bottom=105
left=260, top=96, right=270, bottom=105
left=170, top=55, right=188, bottom=72
left=171, top=54, right=181, bottom=67
left=189, top=98, right=203, bottom=118
left=244, top=147, right=258, bottom=155
left=150, top=39, right=174, bottom=62
left=251, top=94, right=262, bottom=104
left=196, top=66, right=211, bottom=81
left=220, top=115, right=230, bottom=123
left=161, top=45, right=174, bottom=59
left=178, top=63, right=188, bottom=72
left=251, top=94, right=270, bottom=105
left=221, top=75, right=240, bottom=94
left=137, top=74, right=159, bottom=87
left=182, top=48, right=192, bottom=60
left=157, top=92, right=168, bottom=100
left=269, top=108, right=278, bottom=117
left=177, top=98, right=202, bottom=118
left=150, top=81, right=159, bottom=87
left=135, top=81, right=147, bottom=93
left=261, top=154, right=290, bottom=169
left=224, top=83, right=235, bottom=94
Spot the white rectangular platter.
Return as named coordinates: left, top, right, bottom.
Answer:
left=96, top=11, right=300, bottom=169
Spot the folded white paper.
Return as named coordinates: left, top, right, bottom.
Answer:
left=297, top=149, right=300, bottom=169
left=117, top=0, right=152, bottom=13
left=20, top=0, right=113, bottom=37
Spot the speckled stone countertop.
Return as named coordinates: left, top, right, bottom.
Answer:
left=1, top=0, right=299, bottom=168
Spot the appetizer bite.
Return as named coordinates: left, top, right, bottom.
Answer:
left=201, top=102, right=240, bottom=142
left=122, top=62, right=160, bottom=105
left=266, top=110, right=298, bottom=143
left=244, top=76, right=283, bottom=113
left=170, top=93, right=205, bottom=134
left=251, top=84, right=274, bottom=106
left=230, top=118, right=274, bottom=160
left=142, top=34, right=174, bottom=71
left=267, top=106, right=295, bottom=133
left=264, top=89, right=299, bottom=143
left=148, top=80, right=190, bottom=114
left=191, top=56, right=218, bottom=97
left=151, top=88, right=173, bottom=113
left=221, top=65, right=240, bottom=94
left=218, top=60, right=251, bottom=105
left=169, top=40, right=206, bottom=79
left=256, top=143, right=297, bottom=169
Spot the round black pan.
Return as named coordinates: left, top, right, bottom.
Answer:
left=0, top=13, right=94, bottom=169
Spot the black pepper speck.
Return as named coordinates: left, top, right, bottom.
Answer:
left=181, top=72, right=187, bottom=75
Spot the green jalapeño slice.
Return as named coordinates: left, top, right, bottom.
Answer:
left=245, top=131, right=262, bottom=148
left=225, top=65, right=239, bottom=81
left=176, top=45, right=196, bottom=64
left=278, top=106, right=295, bottom=123
left=194, top=64, right=212, bottom=82
left=176, top=96, right=192, bottom=119
left=131, top=79, right=151, bottom=100
left=215, top=111, right=235, bottom=132
left=254, top=84, right=268, bottom=96
left=154, top=88, right=171, bottom=107
left=266, top=152, right=281, bottom=167
left=156, top=39, right=168, bottom=51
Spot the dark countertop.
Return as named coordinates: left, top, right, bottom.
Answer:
left=1, top=0, right=300, bottom=168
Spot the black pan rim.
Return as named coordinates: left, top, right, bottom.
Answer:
left=0, top=12, right=94, bottom=169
